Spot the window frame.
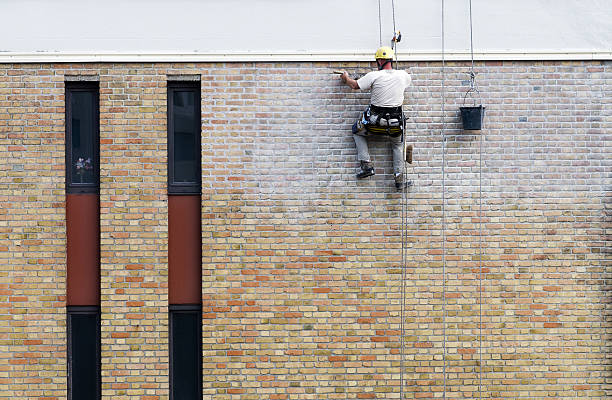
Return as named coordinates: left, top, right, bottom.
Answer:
left=67, top=305, right=101, bottom=400
left=167, top=81, right=201, bottom=195
left=65, top=81, right=100, bottom=194
left=169, top=304, right=202, bottom=400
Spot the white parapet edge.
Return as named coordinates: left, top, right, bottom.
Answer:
left=0, top=50, right=610, bottom=63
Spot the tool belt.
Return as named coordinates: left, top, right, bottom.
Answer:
left=361, top=104, right=405, bottom=137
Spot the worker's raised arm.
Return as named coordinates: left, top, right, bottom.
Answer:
left=340, top=72, right=360, bottom=90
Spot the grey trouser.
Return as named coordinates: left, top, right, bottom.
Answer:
left=353, top=132, right=404, bottom=175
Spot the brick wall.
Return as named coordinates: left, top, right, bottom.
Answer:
left=0, top=60, right=609, bottom=399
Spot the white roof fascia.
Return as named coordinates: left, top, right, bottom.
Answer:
left=1, top=50, right=610, bottom=63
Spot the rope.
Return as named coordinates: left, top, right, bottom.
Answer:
left=400, top=141, right=407, bottom=400
left=467, top=1, right=483, bottom=397
left=440, top=1, right=447, bottom=399
left=399, top=49, right=407, bottom=400
left=378, top=0, right=383, bottom=47
left=391, top=0, right=397, bottom=35
left=478, top=114, right=483, bottom=400
left=392, top=1, right=406, bottom=398
left=469, top=0, right=476, bottom=80
left=391, top=0, right=398, bottom=70
left=466, top=0, right=478, bottom=96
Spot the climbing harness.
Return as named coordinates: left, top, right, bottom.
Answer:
left=358, top=105, right=406, bottom=137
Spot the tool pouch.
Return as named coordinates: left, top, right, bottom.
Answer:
left=362, top=105, right=405, bottom=137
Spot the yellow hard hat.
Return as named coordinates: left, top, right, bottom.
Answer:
left=375, top=46, right=395, bottom=59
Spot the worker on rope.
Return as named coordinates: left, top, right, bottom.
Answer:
left=339, top=46, right=412, bottom=190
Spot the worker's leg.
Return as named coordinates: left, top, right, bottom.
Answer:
left=390, top=134, right=411, bottom=189
left=353, top=133, right=375, bottom=179
left=390, top=134, right=403, bottom=175
left=353, top=133, right=370, bottom=163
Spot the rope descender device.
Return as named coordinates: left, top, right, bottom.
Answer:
left=391, top=30, right=402, bottom=49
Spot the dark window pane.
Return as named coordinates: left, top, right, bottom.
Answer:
left=68, top=310, right=100, bottom=400
left=172, top=90, right=197, bottom=183
left=70, top=92, right=96, bottom=185
left=171, top=309, right=201, bottom=399
left=168, top=82, right=200, bottom=194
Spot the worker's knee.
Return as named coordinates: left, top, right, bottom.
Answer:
left=389, top=135, right=403, bottom=145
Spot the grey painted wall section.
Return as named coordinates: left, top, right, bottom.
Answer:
left=1, top=0, right=611, bottom=59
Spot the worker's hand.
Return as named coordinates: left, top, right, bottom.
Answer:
left=337, top=71, right=359, bottom=90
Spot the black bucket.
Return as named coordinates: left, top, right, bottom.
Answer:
left=460, top=105, right=485, bottom=130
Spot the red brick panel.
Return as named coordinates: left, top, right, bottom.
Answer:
left=169, top=195, right=202, bottom=304
left=66, top=193, right=100, bottom=306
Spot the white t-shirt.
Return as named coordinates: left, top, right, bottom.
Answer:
left=357, top=69, right=411, bottom=107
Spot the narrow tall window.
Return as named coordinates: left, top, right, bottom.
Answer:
left=169, top=305, right=202, bottom=399
left=66, top=81, right=100, bottom=400
left=167, top=81, right=201, bottom=194
left=67, top=306, right=100, bottom=399
left=66, top=82, right=100, bottom=193
left=167, top=79, right=202, bottom=399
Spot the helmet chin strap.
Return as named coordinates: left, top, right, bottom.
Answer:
left=378, top=59, right=392, bottom=70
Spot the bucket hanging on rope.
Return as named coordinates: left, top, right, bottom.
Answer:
left=459, top=0, right=485, bottom=131
left=460, top=87, right=485, bottom=131
left=460, top=106, right=485, bottom=130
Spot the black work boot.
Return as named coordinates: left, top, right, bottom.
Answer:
left=394, top=173, right=413, bottom=190
left=356, top=161, right=375, bottom=179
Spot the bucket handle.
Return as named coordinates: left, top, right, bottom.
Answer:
left=462, top=87, right=482, bottom=107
